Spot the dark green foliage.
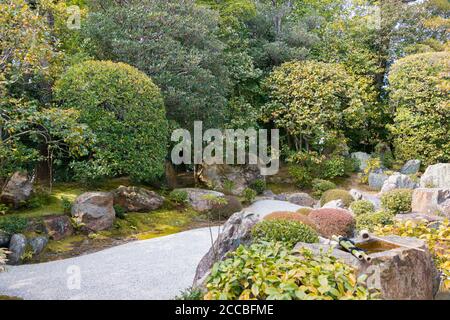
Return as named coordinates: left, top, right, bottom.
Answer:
left=55, top=60, right=169, bottom=183
left=250, top=179, right=266, bottom=195
left=168, top=190, right=188, bottom=206
left=251, top=219, right=319, bottom=248
left=0, top=216, right=28, bottom=235
left=243, top=188, right=257, bottom=203
left=211, top=196, right=243, bottom=220
left=26, top=190, right=52, bottom=209
left=61, top=197, right=72, bottom=215
left=114, top=205, right=126, bottom=220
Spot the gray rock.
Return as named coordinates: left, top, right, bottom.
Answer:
left=43, top=215, right=74, bottom=240
left=351, top=152, right=371, bottom=171
left=401, top=160, right=421, bottom=175
left=349, top=189, right=381, bottom=210
left=28, top=236, right=48, bottom=255
left=411, top=188, right=450, bottom=218
left=7, top=234, right=27, bottom=265
left=380, top=173, right=418, bottom=193
left=113, top=186, right=164, bottom=212
left=0, top=231, right=11, bottom=247
left=0, top=172, right=33, bottom=209
left=322, top=199, right=346, bottom=209
left=175, top=188, right=225, bottom=212
left=71, top=192, right=115, bottom=232
left=294, top=235, right=440, bottom=300
left=277, top=192, right=316, bottom=207
left=369, top=171, right=389, bottom=190
left=395, top=212, right=444, bottom=223
left=350, top=189, right=363, bottom=201
left=420, top=163, right=450, bottom=188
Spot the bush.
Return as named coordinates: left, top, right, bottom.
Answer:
left=243, top=188, right=257, bottom=203
left=312, top=179, right=337, bottom=198
left=308, top=208, right=356, bottom=238
left=360, top=157, right=382, bottom=184
left=61, top=197, right=72, bottom=214
left=175, top=287, right=204, bottom=300
left=252, top=220, right=318, bottom=248
left=320, top=189, right=354, bottom=207
left=250, top=179, right=266, bottom=195
left=349, top=200, right=375, bottom=216
left=388, top=52, right=450, bottom=166
left=264, top=211, right=316, bottom=230
left=296, top=208, right=313, bottom=216
left=26, top=189, right=52, bottom=209
left=381, top=189, right=413, bottom=214
left=168, top=190, right=188, bottom=205
left=222, top=180, right=235, bottom=195
left=0, top=204, right=10, bottom=215
left=356, top=211, right=395, bottom=232
left=210, top=196, right=242, bottom=220
left=0, top=216, right=28, bottom=234
left=114, top=205, right=126, bottom=220
left=204, top=242, right=376, bottom=300
left=54, top=60, right=169, bottom=183
left=288, top=165, right=313, bottom=188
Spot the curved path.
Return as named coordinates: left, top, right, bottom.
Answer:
left=0, top=227, right=220, bottom=300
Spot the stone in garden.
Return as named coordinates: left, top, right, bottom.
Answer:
left=411, top=188, right=450, bottom=218
left=175, top=188, right=225, bottom=212
left=0, top=230, right=10, bottom=247
left=395, top=212, right=444, bottom=224
left=322, top=199, right=346, bottom=209
left=28, top=236, right=48, bottom=255
left=0, top=172, right=33, bottom=209
left=401, top=160, right=421, bottom=175
left=369, top=171, right=389, bottom=190
left=276, top=193, right=316, bottom=207
left=295, top=235, right=440, bottom=300
left=7, top=234, right=27, bottom=265
left=380, top=173, right=418, bottom=193
left=349, top=189, right=381, bottom=210
left=420, top=163, right=450, bottom=188
left=71, top=192, right=115, bottom=232
left=113, top=186, right=164, bottom=212
left=197, top=163, right=262, bottom=196
left=351, top=152, right=371, bottom=171
left=193, top=200, right=303, bottom=285
left=350, top=189, right=363, bottom=201
left=43, top=215, right=74, bottom=240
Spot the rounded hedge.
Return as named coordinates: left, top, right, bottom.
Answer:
left=252, top=219, right=319, bottom=248
left=54, top=60, right=169, bottom=182
left=264, top=211, right=317, bottom=230
left=296, top=207, right=313, bottom=216
left=381, top=189, right=413, bottom=214
left=349, top=200, right=375, bottom=216
left=320, top=189, right=354, bottom=207
left=356, top=211, right=395, bottom=232
left=308, top=208, right=355, bottom=238
left=312, top=179, right=337, bottom=198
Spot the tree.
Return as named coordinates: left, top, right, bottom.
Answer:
left=54, top=60, right=169, bottom=183
left=388, top=51, right=450, bottom=166
left=83, top=0, right=231, bottom=130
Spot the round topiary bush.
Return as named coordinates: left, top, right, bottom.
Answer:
left=296, top=207, right=313, bottom=216
left=312, top=179, right=337, bottom=198
left=320, top=189, right=354, bottom=207
left=251, top=219, right=319, bottom=248
left=308, top=208, right=356, bottom=238
left=54, top=60, right=169, bottom=183
left=381, top=189, right=413, bottom=214
left=349, top=200, right=375, bottom=216
left=264, top=211, right=317, bottom=230
left=356, top=211, right=395, bottom=232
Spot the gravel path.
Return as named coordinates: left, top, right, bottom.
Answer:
left=0, top=227, right=219, bottom=300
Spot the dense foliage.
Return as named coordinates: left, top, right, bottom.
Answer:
left=320, top=189, right=354, bottom=207
left=252, top=219, right=318, bottom=247
left=308, top=208, right=356, bottom=238
left=205, top=242, right=377, bottom=300
left=381, top=189, right=413, bottom=214
left=356, top=211, right=395, bottom=232
left=54, top=60, right=168, bottom=183
left=350, top=200, right=375, bottom=216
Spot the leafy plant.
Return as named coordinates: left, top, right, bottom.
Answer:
left=289, top=165, right=314, bottom=188
left=26, top=190, right=52, bottom=209
left=356, top=211, right=395, bottom=232
left=360, top=157, right=382, bottom=184
left=204, top=242, right=377, bottom=300
left=114, top=205, right=126, bottom=220
left=243, top=188, right=257, bottom=204
left=320, top=189, right=354, bottom=207
left=222, top=180, right=235, bottom=195
left=175, top=287, right=204, bottom=300
left=0, top=216, right=28, bottom=234
left=252, top=219, right=318, bottom=248
left=350, top=200, right=375, bottom=216
left=61, top=197, right=72, bottom=214
left=312, top=179, right=337, bottom=198
left=0, top=204, right=10, bottom=216
left=381, top=189, right=413, bottom=214
left=168, top=190, right=188, bottom=206
left=250, top=179, right=266, bottom=195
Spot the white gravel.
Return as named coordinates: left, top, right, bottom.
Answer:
left=0, top=227, right=219, bottom=300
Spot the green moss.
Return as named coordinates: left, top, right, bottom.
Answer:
left=0, top=295, right=23, bottom=300
left=45, top=235, right=86, bottom=253
left=267, top=183, right=299, bottom=194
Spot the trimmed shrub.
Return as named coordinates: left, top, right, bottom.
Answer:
left=349, top=200, right=375, bottom=216
left=308, top=208, right=356, bottom=238
left=114, top=205, right=126, bottom=219
left=250, top=179, right=266, bottom=195
left=264, top=211, right=317, bottom=230
left=312, top=179, right=337, bottom=198
left=54, top=60, right=169, bottom=183
left=381, top=189, right=413, bottom=214
left=0, top=216, right=28, bottom=234
left=243, top=188, right=257, bottom=203
left=252, top=220, right=319, bottom=248
left=356, top=211, right=395, bottom=232
left=320, top=189, right=354, bottom=207
left=296, top=207, right=313, bottom=216
left=211, top=196, right=243, bottom=220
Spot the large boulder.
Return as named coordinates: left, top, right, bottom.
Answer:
left=420, top=163, right=450, bottom=188
left=0, top=172, right=33, bottom=209
left=294, top=235, right=440, bottom=300
left=369, top=171, right=389, bottom=190
left=411, top=188, right=450, bottom=218
left=380, top=173, right=418, bottom=193
left=7, top=234, right=27, bottom=265
left=113, top=186, right=164, bottom=212
left=28, top=236, right=48, bottom=255
left=0, top=231, right=10, bottom=247
left=401, top=160, right=421, bottom=175
left=395, top=212, right=444, bottom=224
left=71, top=192, right=115, bottom=232
left=43, top=215, right=74, bottom=240
left=175, top=188, right=225, bottom=213
left=193, top=200, right=303, bottom=285
left=198, top=164, right=262, bottom=196
left=275, top=192, right=316, bottom=207
left=350, top=189, right=381, bottom=210
left=351, top=152, right=371, bottom=171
